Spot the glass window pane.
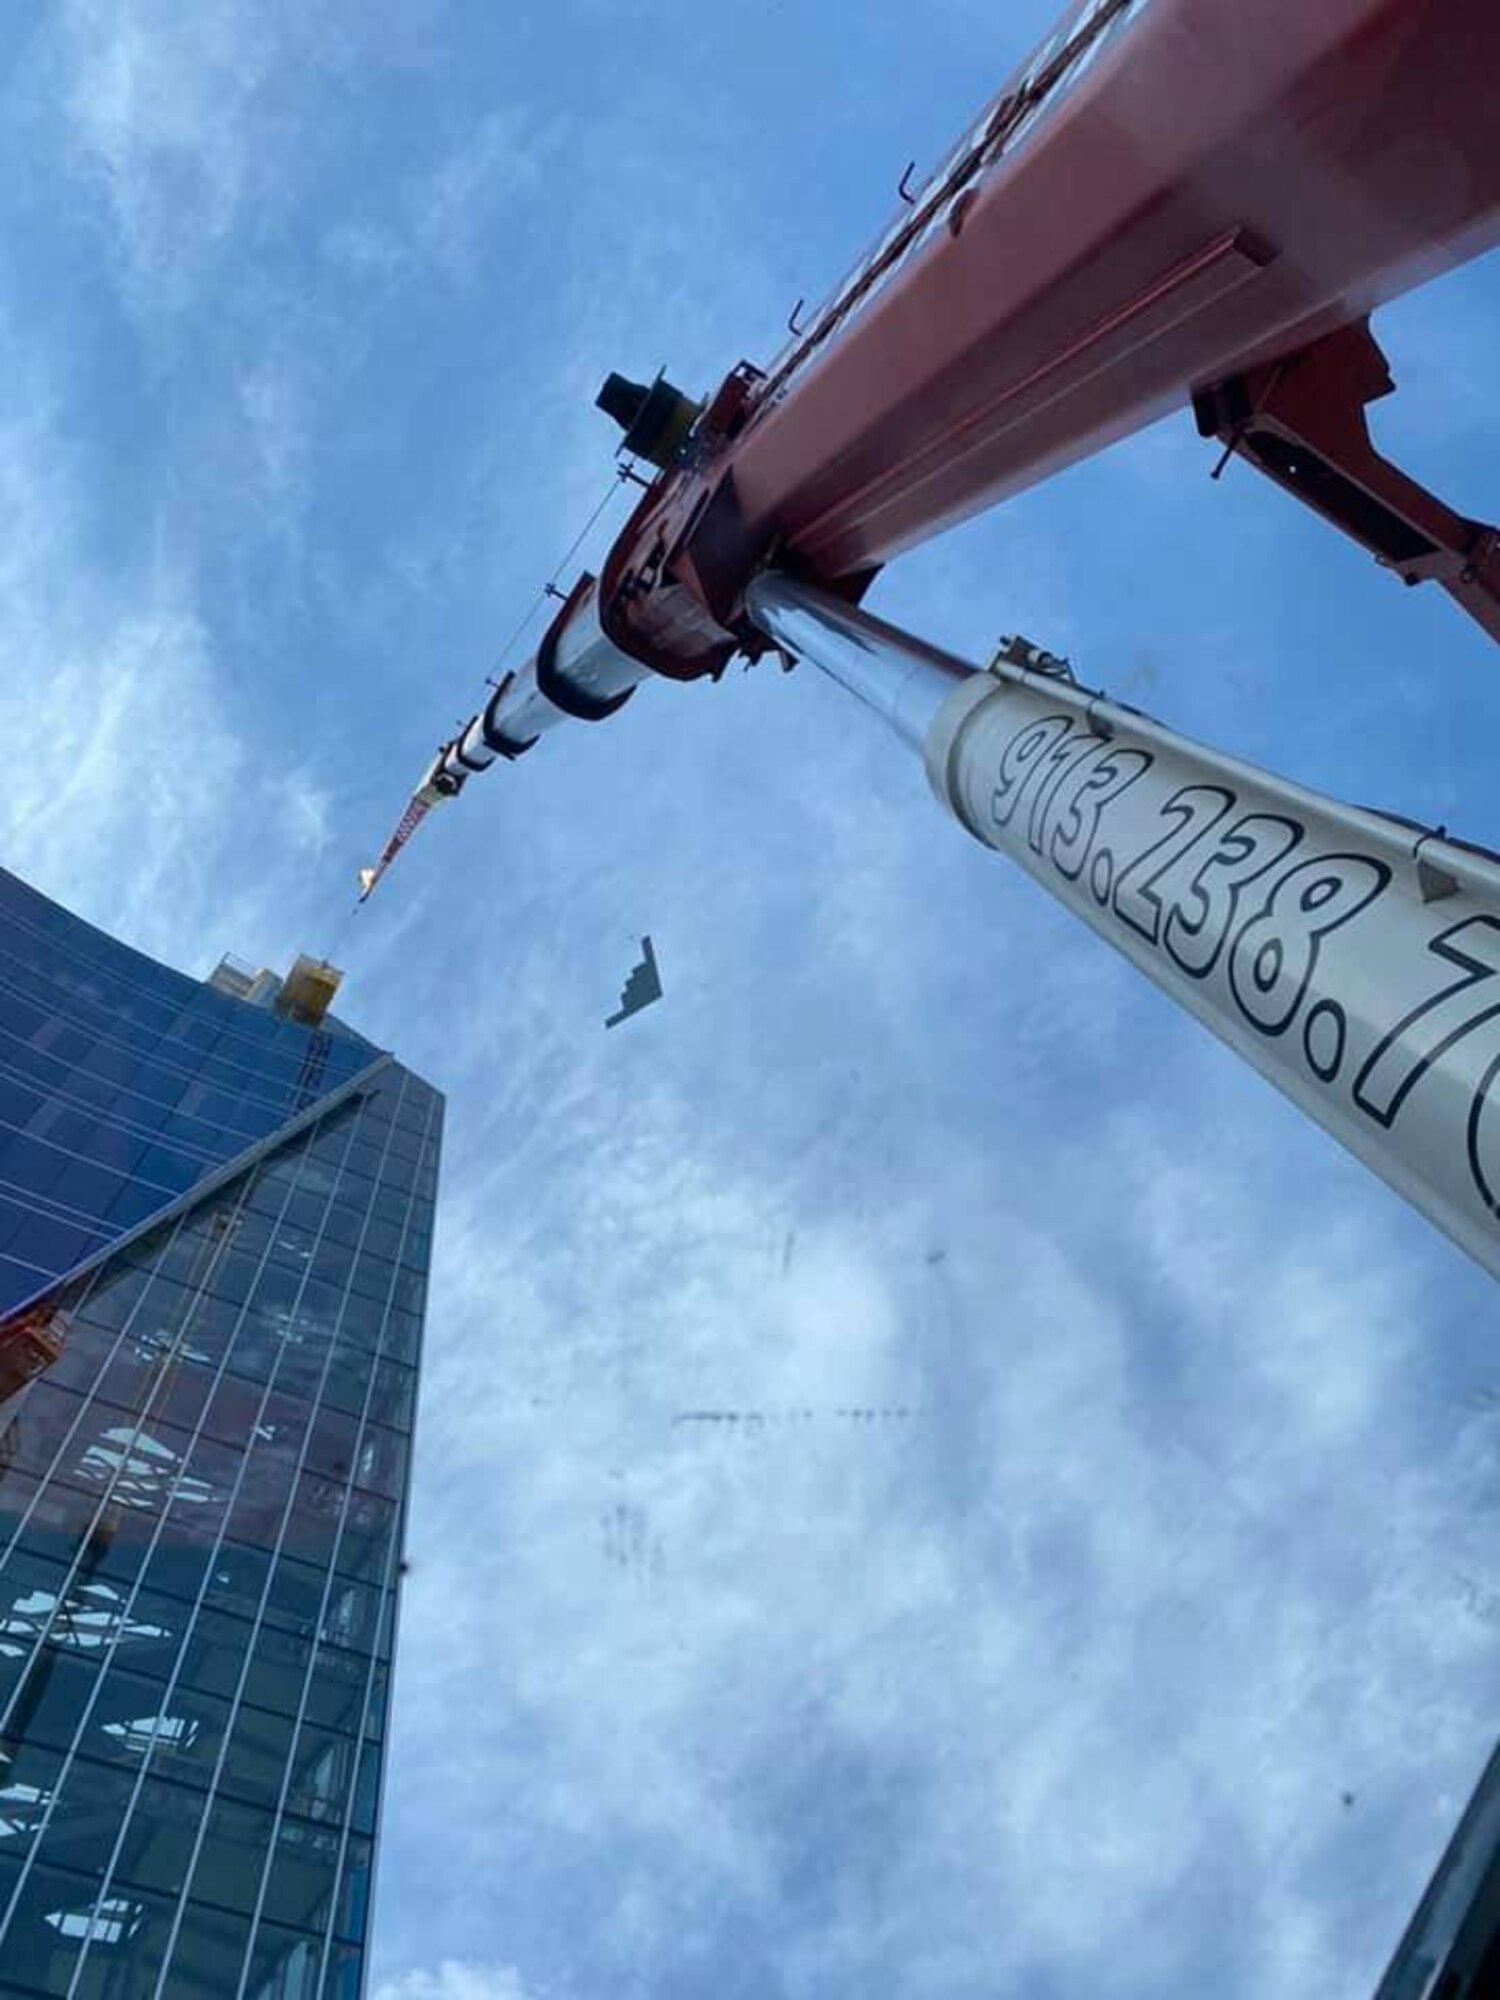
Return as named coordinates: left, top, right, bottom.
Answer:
left=2, top=1380, right=89, bottom=1483
left=331, top=1168, right=373, bottom=1212
left=40, top=1317, right=117, bottom=1396
left=344, top=1141, right=384, bottom=1181
left=325, top=1940, right=363, bottom=2000
left=161, top=1900, right=256, bottom=2000
left=381, top=1311, right=421, bottom=1365
left=31, top=1758, right=133, bottom=1883
left=74, top=1266, right=152, bottom=1334
left=202, top=1369, right=284, bottom=1449
left=0, top=1738, right=64, bottom=1859
left=90, top=1661, right=230, bottom=1783
left=359, top=1216, right=404, bottom=1265
left=33, top=1578, right=182, bottom=1682
left=244, top=1920, right=324, bottom=2000
left=305, top=1407, right=358, bottom=1482
left=292, top=1276, right=344, bottom=1328
left=251, top=1261, right=308, bottom=1318
left=334, top=1493, right=396, bottom=1584
left=302, top=1647, right=379, bottom=1739
left=350, top=1739, right=381, bottom=1837
left=337, top=1835, right=372, bottom=1942
left=259, top=1818, right=342, bottom=1933
left=246, top=1172, right=295, bottom=1221
left=271, top=1337, right=328, bottom=1404
left=281, top=1190, right=328, bottom=1238
left=220, top=1699, right=299, bottom=1808
left=321, top=1337, right=375, bottom=1417
left=320, top=1202, right=364, bottom=1250
left=242, top=1620, right=313, bottom=1719
left=319, top=1580, right=383, bottom=1657
left=400, top=1225, right=432, bottom=1273
left=310, top=1237, right=356, bottom=1290
left=348, top=1252, right=394, bottom=1305
left=208, top=1249, right=264, bottom=1307
left=368, top=1358, right=415, bottom=1431
left=281, top=1473, right=345, bottom=1573
left=264, top=1217, right=320, bottom=1273
left=148, top=1357, right=219, bottom=1434
left=3, top=1857, right=176, bottom=1997
left=140, top=1532, right=215, bottom=1609
left=0, top=1468, right=95, bottom=1560
left=287, top=1720, right=356, bottom=1824
left=110, top=1771, right=205, bottom=1896
left=335, top=1292, right=386, bottom=1357
left=2, top=1645, right=103, bottom=1752
left=175, top=1606, right=254, bottom=1701
left=200, top=1540, right=273, bottom=1624
left=293, top=1155, right=344, bottom=1200
left=391, top=1267, right=426, bottom=1315
left=361, top=1659, right=389, bottom=1740
left=189, top=1798, right=274, bottom=1914
left=353, top=1423, right=406, bottom=1500
left=263, top=1552, right=330, bottom=1642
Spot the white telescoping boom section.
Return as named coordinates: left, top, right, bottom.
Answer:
left=358, top=574, right=651, bottom=900
left=745, top=574, right=1500, bottom=1283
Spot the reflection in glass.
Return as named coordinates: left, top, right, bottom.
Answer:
left=99, top=1712, right=199, bottom=1758
left=1, top=1582, right=173, bottom=1657
left=0, top=1774, right=52, bottom=1842
left=74, top=1426, right=218, bottom=1510
left=0, top=867, right=437, bottom=1987
left=43, top=1894, right=145, bottom=1943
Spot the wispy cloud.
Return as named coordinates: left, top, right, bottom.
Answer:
left=373, top=1965, right=532, bottom=2000
left=365, top=642, right=1499, bottom=1993
left=323, top=108, right=548, bottom=297
left=384, top=1047, right=1482, bottom=1995
left=0, top=342, right=338, bottom=975
left=46, top=0, right=286, bottom=316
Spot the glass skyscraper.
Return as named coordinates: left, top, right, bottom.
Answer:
left=0, top=866, right=439, bottom=1997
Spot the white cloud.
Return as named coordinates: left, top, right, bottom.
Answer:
left=0, top=342, right=337, bottom=977
left=238, top=359, right=311, bottom=539
left=47, top=0, right=284, bottom=314
left=408, top=112, right=548, bottom=287
left=378, top=840, right=1491, bottom=1990
left=374, top=1965, right=531, bottom=2000
left=319, top=107, right=550, bottom=306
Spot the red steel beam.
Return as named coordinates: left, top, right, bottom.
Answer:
left=601, top=0, right=1500, bottom=679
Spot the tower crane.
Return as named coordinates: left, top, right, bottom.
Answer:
left=362, top=0, right=1500, bottom=1285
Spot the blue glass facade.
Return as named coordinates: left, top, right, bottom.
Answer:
left=0, top=870, right=385, bottom=1311
left=0, top=868, right=439, bottom=1997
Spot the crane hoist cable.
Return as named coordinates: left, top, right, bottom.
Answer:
left=355, top=467, right=633, bottom=906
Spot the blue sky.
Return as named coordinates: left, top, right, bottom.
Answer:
left=4, top=3, right=1500, bottom=1995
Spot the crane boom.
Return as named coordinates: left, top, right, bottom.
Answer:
left=595, top=0, right=1500, bottom=684
left=746, top=574, right=1500, bottom=1282
left=358, top=0, right=1500, bottom=1293
left=364, top=0, right=1500, bottom=899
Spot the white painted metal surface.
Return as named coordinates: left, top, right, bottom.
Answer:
left=750, top=574, right=1500, bottom=1282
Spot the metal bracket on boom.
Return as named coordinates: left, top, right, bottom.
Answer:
left=1194, top=318, right=1500, bottom=645
left=989, top=633, right=1075, bottom=682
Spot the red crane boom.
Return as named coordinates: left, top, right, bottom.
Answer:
left=598, top=0, right=1500, bottom=683
left=360, top=0, right=1500, bottom=902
